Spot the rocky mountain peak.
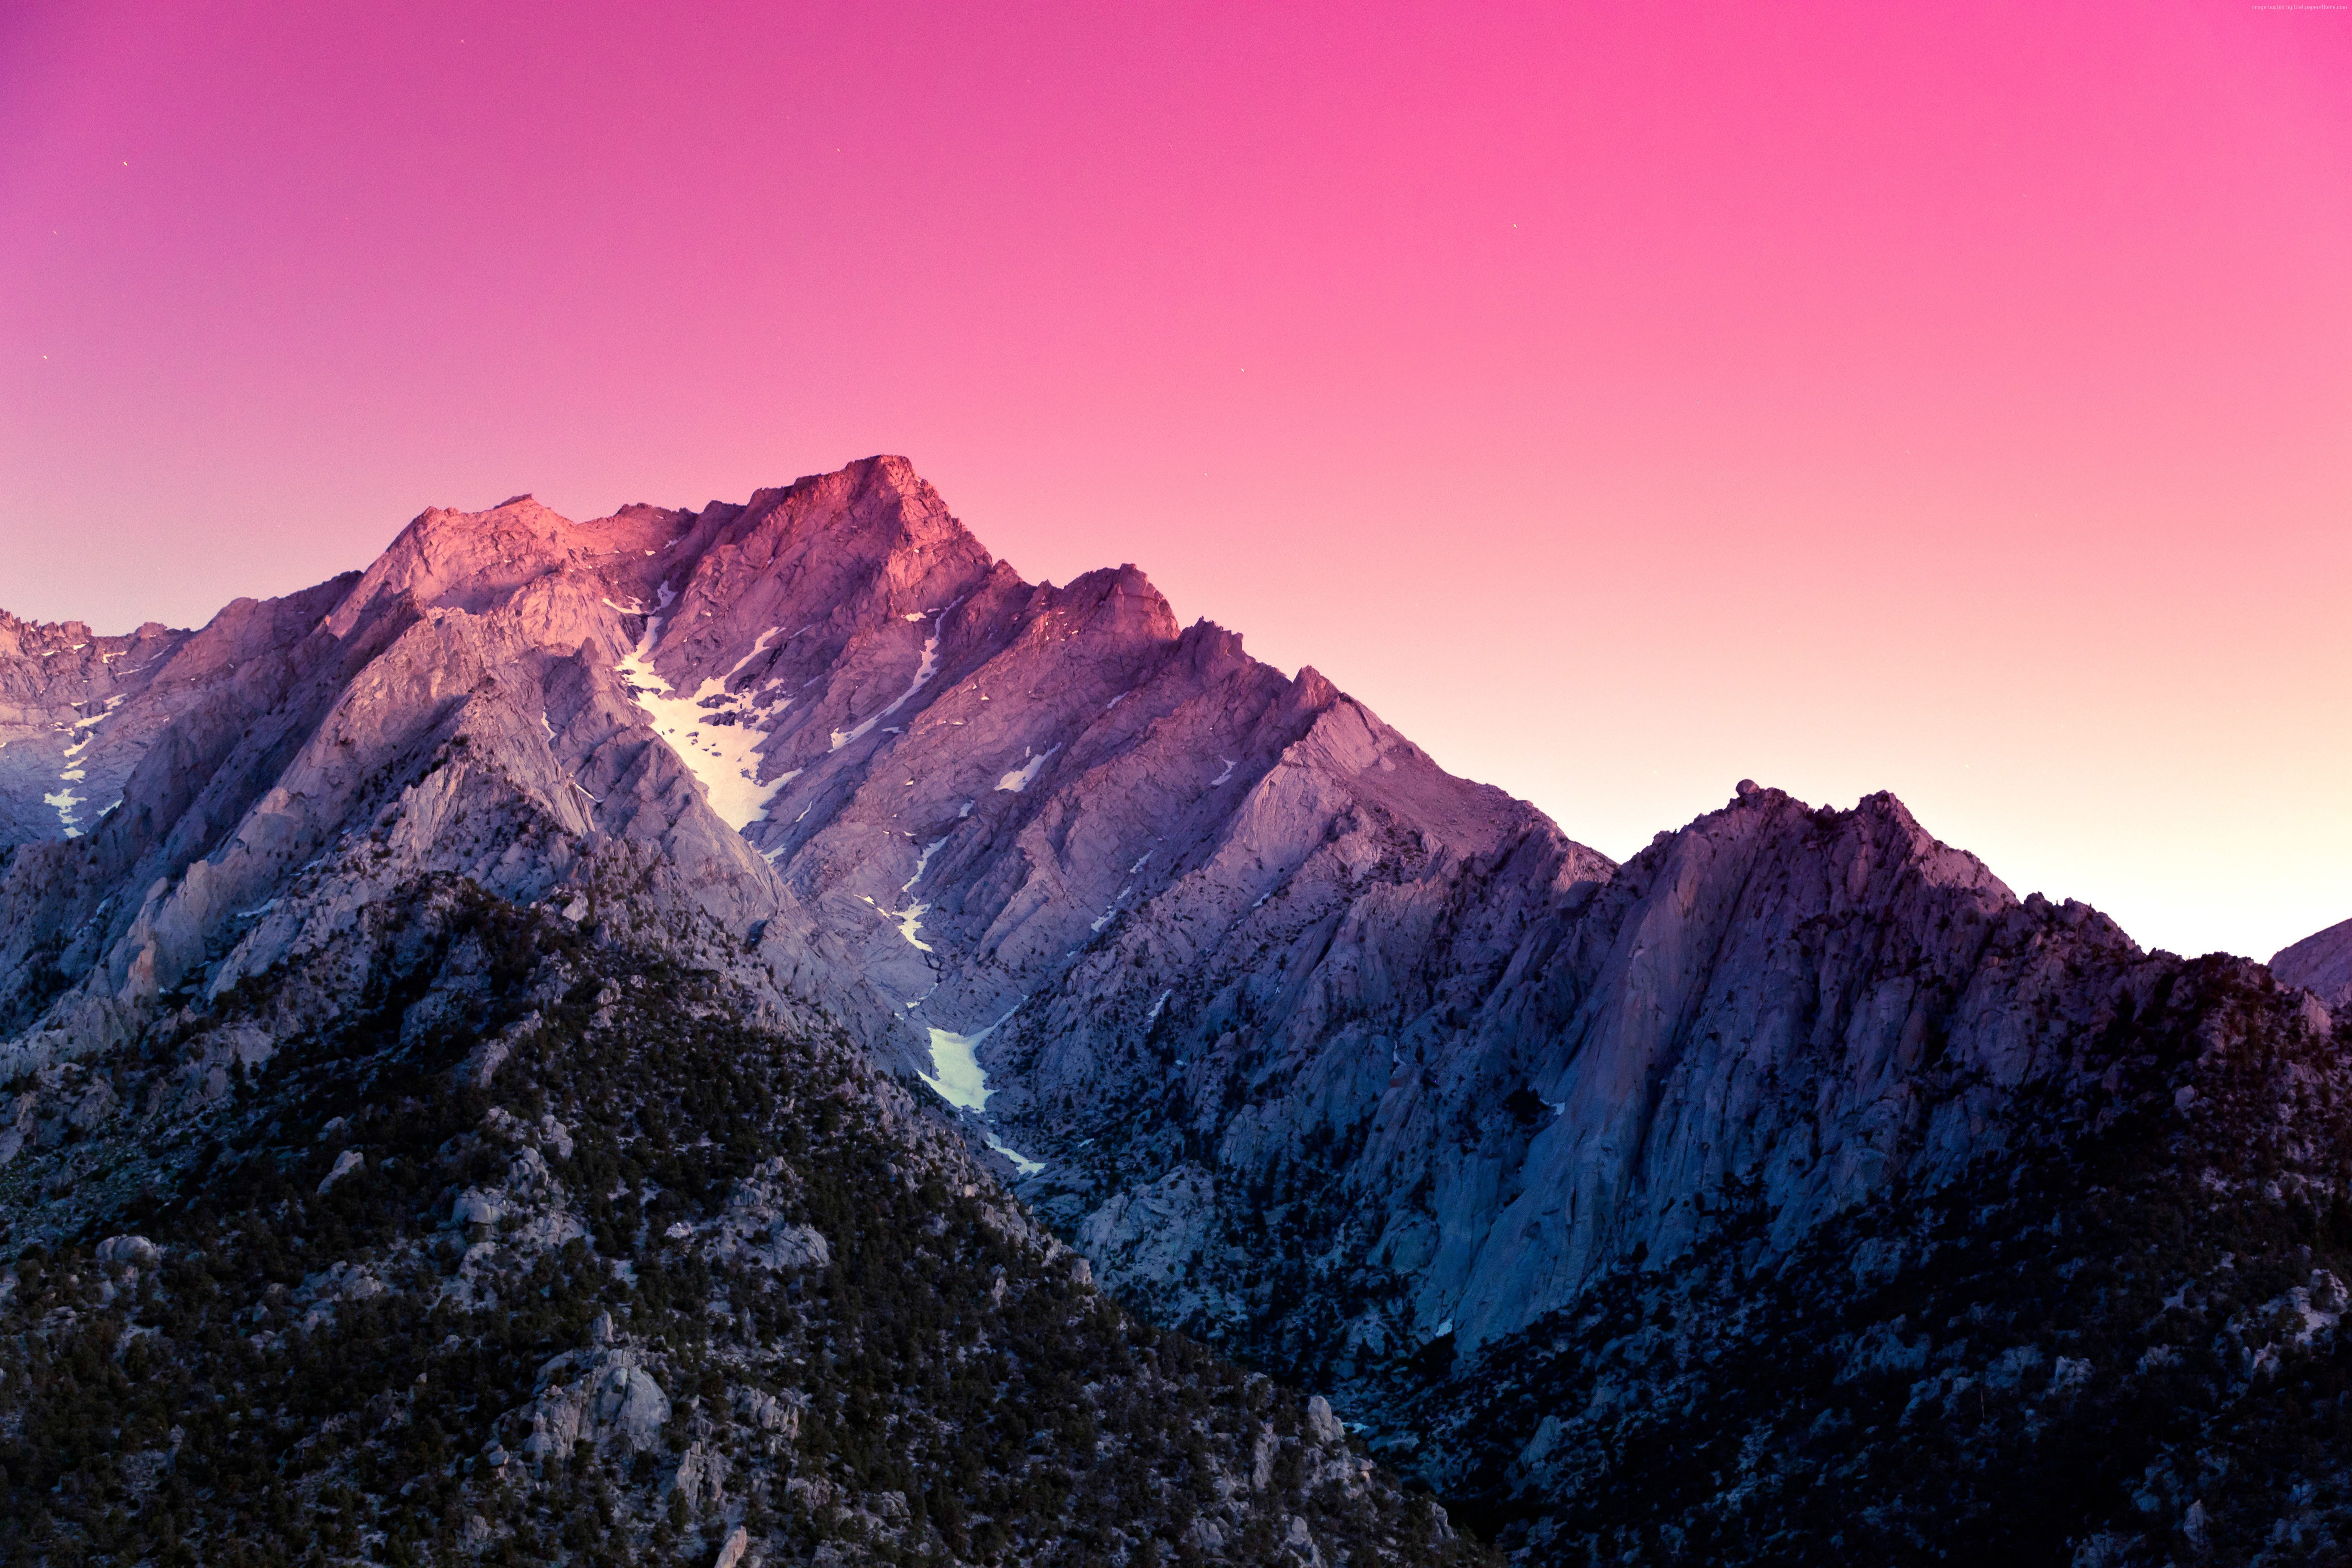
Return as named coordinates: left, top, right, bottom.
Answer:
left=0, top=608, right=180, bottom=664
left=0, top=611, right=91, bottom=660
left=1637, top=784, right=2015, bottom=911
left=321, top=492, right=654, bottom=638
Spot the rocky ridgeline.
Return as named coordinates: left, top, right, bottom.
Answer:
left=2, top=456, right=2348, bottom=1564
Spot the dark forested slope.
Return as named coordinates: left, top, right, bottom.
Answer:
left=0, top=876, right=1476, bottom=1568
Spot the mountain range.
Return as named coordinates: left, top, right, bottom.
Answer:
left=3, top=456, right=2347, bottom=1566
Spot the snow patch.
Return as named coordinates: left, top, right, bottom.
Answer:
left=994, top=744, right=1059, bottom=794
left=889, top=904, right=933, bottom=951
left=920, top=1003, right=1022, bottom=1111
left=903, top=837, right=948, bottom=895
left=1210, top=756, right=1236, bottom=786
left=41, top=693, right=121, bottom=838
left=44, top=788, right=83, bottom=837
left=1090, top=885, right=1133, bottom=934
left=614, top=605, right=790, bottom=832
left=829, top=609, right=946, bottom=751
left=70, top=696, right=124, bottom=731
left=862, top=889, right=935, bottom=954
left=985, top=1130, right=1044, bottom=1177
left=723, top=625, right=784, bottom=681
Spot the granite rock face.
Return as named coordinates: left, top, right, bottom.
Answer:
left=1012, top=771, right=2166, bottom=1380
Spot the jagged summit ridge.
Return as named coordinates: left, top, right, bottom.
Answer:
left=0, top=457, right=1558, bottom=1098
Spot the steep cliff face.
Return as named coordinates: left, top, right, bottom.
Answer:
left=0, top=462, right=1599, bottom=1354
left=1010, top=777, right=2157, bottom=1379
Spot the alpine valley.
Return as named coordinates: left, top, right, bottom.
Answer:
left=3, top=456, right=2349, bottom=1568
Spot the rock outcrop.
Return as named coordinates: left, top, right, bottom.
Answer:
left=520, top=1346, right=674, bottom=1457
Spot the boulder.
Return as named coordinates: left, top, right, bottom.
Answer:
left=95, top=1234, right=160, bottom=1267
left=451, top=1190, right=503, bottom=1228
left=317, top=1149, right=363, bottom=1194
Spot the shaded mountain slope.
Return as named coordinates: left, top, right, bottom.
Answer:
left=1406, top=955, right=2352, bottom=1564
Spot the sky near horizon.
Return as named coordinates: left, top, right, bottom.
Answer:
left=4, top=1, right=2349, bottom=964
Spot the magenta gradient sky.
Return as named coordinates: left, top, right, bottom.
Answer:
left=5, top=1, right=2349, bottom=962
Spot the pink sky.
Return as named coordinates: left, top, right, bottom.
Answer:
left=4, top=0, right=2349, bottom=962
